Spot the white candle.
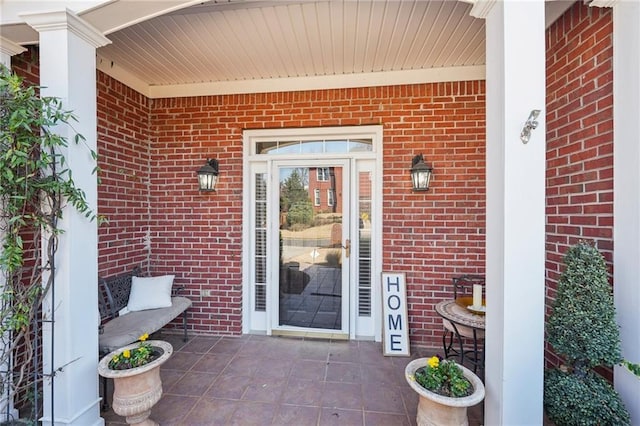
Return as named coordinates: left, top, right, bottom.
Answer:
left=473, top=284, right=482, bottom=308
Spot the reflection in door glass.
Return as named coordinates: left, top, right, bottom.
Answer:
left=278, top=167, right=343, bottom=330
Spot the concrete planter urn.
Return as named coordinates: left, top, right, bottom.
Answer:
left=405, top=358, right=485, bottom=426
left=98, top=340, right=173, bottom=426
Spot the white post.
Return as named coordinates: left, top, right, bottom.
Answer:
left=612, top=1, right=640, bottom=422
left=478, top=0, right=546, bottom=424
left=0, top=36, right=27, bottom=423
left=20, top=10, right=109, bottom=426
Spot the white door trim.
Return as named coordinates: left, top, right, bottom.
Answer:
left=242, top=125, right=383, bottom=341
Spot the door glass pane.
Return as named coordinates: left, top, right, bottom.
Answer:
left=256, top=139, right=372, bottom=155
left=278, top=166, right=343, bottom=330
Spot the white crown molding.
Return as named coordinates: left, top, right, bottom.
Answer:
left=137, top=66, right=486, bottom=99
left=96, top=53, right=150, bottom=97
left=470, top=0, right=497, bottom=19
left=0, top=36, right=26, bottom=57
left=589, top=0, right=617, bottom=7
left=20, top=8, right=111, bottom=48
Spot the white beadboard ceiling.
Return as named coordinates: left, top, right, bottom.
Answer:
left=1, top=0, right=575, bottom=97
left=98, top=1, right=484, bottom=86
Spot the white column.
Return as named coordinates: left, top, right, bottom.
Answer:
left=0, top=35, right=26, bottom=423
left=20, top=10, right=109, bottom=426
left=477, top=1, right=546, bottom=424
left=612, top=1, right=640, bottom=422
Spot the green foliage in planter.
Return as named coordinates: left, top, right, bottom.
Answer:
left=544, top=369, right=630, bottom=426
left=544, top=241, right=630, bottom=426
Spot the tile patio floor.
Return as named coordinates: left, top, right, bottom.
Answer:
left=101, top=333, right=483, bottom=425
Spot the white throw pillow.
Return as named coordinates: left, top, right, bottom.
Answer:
left=127, top=275, right=175, bottom=312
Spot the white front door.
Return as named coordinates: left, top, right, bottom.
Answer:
left=242, top=126, right=383, bottom=341
left=273, top=161, right=350, bottom=336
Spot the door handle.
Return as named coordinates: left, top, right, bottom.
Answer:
left=342, top=239, right=350, bottom=258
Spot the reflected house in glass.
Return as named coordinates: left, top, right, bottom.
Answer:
left=308, top=166, right=342, bottom=214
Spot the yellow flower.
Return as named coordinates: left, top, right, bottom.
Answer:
left=427, top=356, right=439, bottom=368
left=111, top=355, right=119, bottom=363
left=123, top=349, right=131, bottom=358
left=139, top=333, right=149, bottom=342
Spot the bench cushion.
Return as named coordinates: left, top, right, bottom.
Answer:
left=99, top=296, right=192, bottom=354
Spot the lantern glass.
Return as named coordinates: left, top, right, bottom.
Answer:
left=410, top=154, right=433, bottom=191
left=198, top=172, right=218, bottom=191
left=197, top=159, right=219, bottom=192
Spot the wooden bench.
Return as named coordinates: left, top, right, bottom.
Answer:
left=98, top=267, right=191, bottom=408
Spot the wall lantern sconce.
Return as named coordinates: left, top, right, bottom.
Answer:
left=410, top=154, right=433, bottom=192
left=520, top=109, right=541, bottom=144
left=196, top=159, right=219, bottom=192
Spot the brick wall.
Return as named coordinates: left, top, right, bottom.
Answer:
left=9, top=48, right=41, bottom=272
left=545, top=3, right=613, bottom=369
left=151, top=83, right=486, bottom=341
left=10, top=46, right=39, bottom=85
left=12, top=52, right=153, bottom=278
left=97, top=72, right=152, bottom=277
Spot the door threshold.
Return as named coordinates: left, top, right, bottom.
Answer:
left=271, top=329, right=349, bottom=340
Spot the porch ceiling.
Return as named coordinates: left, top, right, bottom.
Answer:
left=98, top=0, right=485, bottom=87
left=1, top=0, right=574, bottom=97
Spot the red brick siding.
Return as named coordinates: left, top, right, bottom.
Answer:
left=151, top=83, right=486, bottom=342
left=97, top=72, right=152, bottom=277
left=10, top=46, right=39, bottom=86
left=10, top=48, right=41, bottom=273
left=12, top=53, right=153, bottom=279
left=545, top=3, right=613, bottom=370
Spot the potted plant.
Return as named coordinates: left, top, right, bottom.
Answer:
left=405, top=355, right=485, bottom=426
left=98, top=334, right=173, bottom=426
left=544, top=241, right=630, bottom=425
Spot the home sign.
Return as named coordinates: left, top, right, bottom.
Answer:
left=381, top=272, right=410, bottom=356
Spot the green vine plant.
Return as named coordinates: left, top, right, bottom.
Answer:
left=622, top=360, right=640, bottom=378
left=0, top=64, right=101, bottom=420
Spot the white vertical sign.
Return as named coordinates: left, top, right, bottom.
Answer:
left=381, top=272, right=410, bottom=356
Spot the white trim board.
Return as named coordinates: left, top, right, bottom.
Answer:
left=96, top=63, right=486, bottom=99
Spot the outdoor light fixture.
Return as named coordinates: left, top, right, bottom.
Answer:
left=196, top=159, right=219, bottom=192
left=410, top=154, right=433, bottom=192
left=520, top=109, right=541, bottom=144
